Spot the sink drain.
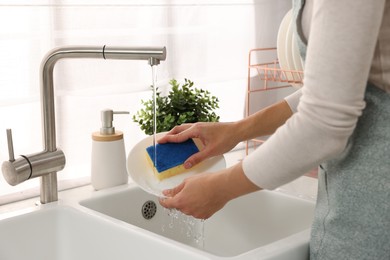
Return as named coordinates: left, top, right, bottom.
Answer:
left=142, top=200, right=157, bottom=220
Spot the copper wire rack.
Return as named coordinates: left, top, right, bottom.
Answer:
left=245, top=47, right=304, bottom=154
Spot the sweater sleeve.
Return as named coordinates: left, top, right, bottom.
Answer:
left=284, top=89, right=302, bottom=114
left=243, top=0, right=385, bottom=189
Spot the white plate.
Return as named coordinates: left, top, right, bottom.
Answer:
left=285, top=18, right=295, bottom=72
left=291, top=33, right=304, bottom=72
left=277, top=9, right=292, bottom=75
left=127, top=133, right=226, bottom=197
left=290, top=30, right=304, bottom=88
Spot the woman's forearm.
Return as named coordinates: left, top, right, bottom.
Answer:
left=221, top=162, right=261, bottom=200
left=234, top=99, right=293, bottom=142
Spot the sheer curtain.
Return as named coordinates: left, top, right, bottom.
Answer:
left=0, top=0, right=290, bottom=202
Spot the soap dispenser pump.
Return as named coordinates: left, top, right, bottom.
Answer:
left=91, top=109, right=129, bottom=190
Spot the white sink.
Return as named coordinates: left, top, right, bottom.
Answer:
left=0, top=204, right=207, bottom=260
left=80, top=184, right=315, bottom=259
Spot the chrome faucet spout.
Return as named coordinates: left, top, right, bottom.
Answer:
left=40, top=45, right=166, bottom=152
left=2, top=45, right=167, bottom=204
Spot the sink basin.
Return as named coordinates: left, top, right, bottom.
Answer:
left=0, top=204, right=207, bottom=260
left=80, top=184, right=315, bottom=259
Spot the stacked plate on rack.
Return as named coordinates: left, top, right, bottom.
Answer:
left=277, top=9, right=304, bottom=88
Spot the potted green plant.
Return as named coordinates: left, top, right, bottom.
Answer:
left=133, top=78, right=220, bottom=135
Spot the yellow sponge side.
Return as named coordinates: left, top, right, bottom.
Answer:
left=146, top=154, right=188, bottom=181
left=146, top=138, right=203, bottom=181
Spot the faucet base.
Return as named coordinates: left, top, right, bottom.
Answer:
left=40, top=173, right=58, bottom=203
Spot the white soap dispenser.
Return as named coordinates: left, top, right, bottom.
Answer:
left=91, top=109, right=129, bottom=190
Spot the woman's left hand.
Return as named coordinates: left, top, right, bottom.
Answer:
left=159, top=171, right=229, bottom=219
left=159, top=162, right=260, bottom=219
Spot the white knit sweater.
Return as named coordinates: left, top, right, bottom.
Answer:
left=243, top=0, right=390, bottom=189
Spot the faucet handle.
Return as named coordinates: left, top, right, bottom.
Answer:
left=6, top=129, right=15, bottom=162
left=2, top=129, right=65, bottom=186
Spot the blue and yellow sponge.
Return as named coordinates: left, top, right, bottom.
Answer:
left=146, top=139, right=202, bottom=181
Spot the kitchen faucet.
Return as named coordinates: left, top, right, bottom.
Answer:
left=2, top=45, right=166, bottom=204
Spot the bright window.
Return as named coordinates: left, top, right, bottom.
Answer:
left=0, top=0, right=290, bottom=204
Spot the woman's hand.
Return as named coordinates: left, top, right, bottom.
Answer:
left=159, top=171, right=229, bottom=219
left=159, top=162, right=260, bottom=219
left=158, top=122, right=239, bottom=169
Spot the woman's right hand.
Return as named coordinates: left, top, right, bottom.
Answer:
left=158, top=122, right=239, bottom=169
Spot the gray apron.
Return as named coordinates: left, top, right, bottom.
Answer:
left=292, top=0, right=390, bottom=259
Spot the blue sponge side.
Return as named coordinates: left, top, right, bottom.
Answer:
left=146, top=139, right=199, bottom=173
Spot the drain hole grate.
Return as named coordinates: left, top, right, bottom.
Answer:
left=142, top=200, right=157, bottom=220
